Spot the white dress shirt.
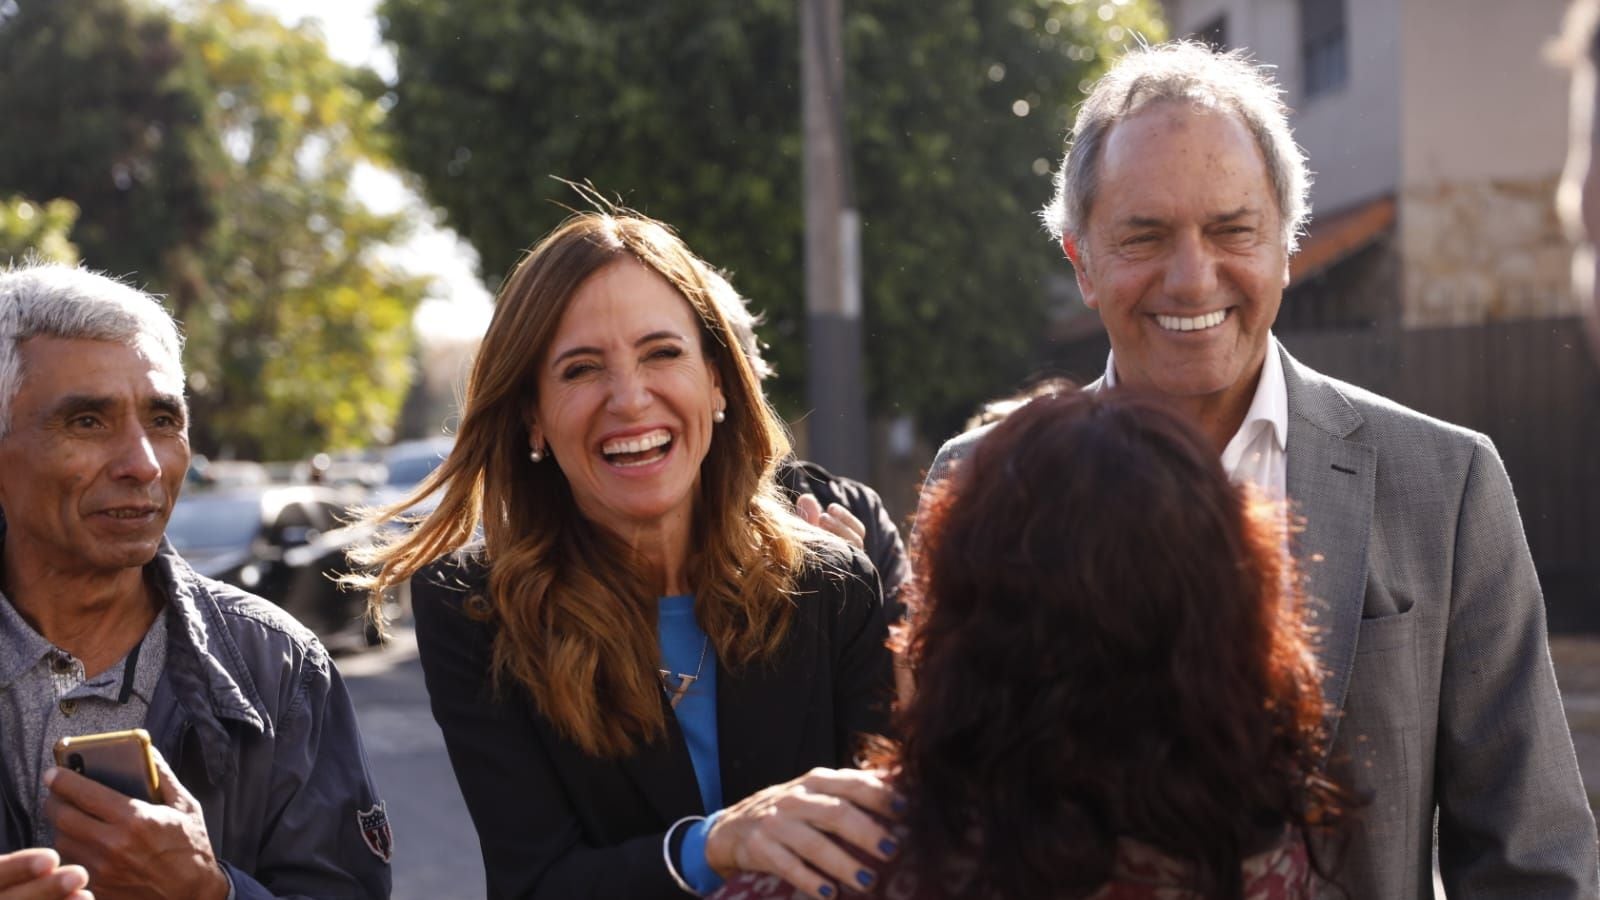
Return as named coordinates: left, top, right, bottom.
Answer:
left=1101, top=335, right=1288, bottom=497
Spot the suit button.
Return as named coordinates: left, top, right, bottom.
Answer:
left=59, top=699, right=76, bottom=716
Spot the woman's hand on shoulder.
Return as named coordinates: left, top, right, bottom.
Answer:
left=705, top=767, right=899, bottom=900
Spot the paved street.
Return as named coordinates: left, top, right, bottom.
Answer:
left=339, top=628, right=485, bottom=900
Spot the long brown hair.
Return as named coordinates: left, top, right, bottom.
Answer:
left=358, top=211, right=806, bottom=757
left=887, top=388, right=1343, bottom=898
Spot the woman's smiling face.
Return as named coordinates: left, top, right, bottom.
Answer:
left=531, top=257, right=724, bottom=540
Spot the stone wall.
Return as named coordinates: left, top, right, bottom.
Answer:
left=1400, top=176, right=1579, bottom=327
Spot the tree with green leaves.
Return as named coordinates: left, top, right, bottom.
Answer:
left=0, top=196, right=79, bottom=264
left=165, top=0, right=425, bottom=459
left=0, top=0, right=424, bottom=459
left=0, top=0, right=213, bottom=282
left=379, top=0, right=1163, bottom=435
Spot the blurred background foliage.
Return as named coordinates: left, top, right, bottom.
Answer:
left=0, top=0, right=1163, bottom=453
left=379, top=0, right=1164, bottom=436
left=0, top=196, right=80, bottom=264
left=0, top=0, right=423, bottom=459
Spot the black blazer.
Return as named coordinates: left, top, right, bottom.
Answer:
left=411, top=542, right=894, bottom=900
left=775, top=458, right=911, bottom=620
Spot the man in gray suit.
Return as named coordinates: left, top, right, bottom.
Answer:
left=926, top=42, right=1599, bottom=897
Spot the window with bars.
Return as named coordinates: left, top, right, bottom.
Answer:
left=1300, top=0, right=1348, bottom=99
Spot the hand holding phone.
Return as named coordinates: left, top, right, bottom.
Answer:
left=45, top=732, right=230, bottom=900
left=52, top=728, right=160, bottom=803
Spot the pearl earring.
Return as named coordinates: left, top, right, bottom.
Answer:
left=529, top=445, right=545, bottom=463
left=712, top=409, right=726, bottom=424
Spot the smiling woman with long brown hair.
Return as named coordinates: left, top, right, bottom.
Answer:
left=714, top=387, right=1347, bottom=900
left=356, top=210, right=896, bottom=900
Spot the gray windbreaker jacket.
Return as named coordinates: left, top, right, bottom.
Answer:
left=0, top=534, right=391, bottom=899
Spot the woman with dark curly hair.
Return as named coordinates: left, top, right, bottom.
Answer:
left=713, top=387, right=1346, bottom=900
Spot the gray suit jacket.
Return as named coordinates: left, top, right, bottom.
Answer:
left=923, top=346, right=1599, bottom=899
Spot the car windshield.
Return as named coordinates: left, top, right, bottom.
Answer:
left=166, top=496, right=260, bottom=549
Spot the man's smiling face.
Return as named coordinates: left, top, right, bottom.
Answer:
left=1072, top=100, right=1289, bottom=410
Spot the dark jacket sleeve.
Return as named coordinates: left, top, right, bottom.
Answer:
left=826, top=545, right=896, bottom=756
left=832, top=480, right=910, bottom=623
left=777, top=459, right=911, bottom=622
left=411, top=563, right=685, bottom=900
left=225, top=642, right=392, bottom=899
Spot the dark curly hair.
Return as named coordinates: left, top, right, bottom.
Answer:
left=886, top=388, right=1344, bottom=899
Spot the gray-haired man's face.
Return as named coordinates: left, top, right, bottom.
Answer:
left=1071, top=102, right=1289, bottom=412
left=0, top=335, right=190, bottom=579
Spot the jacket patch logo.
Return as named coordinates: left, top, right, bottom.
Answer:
left=357, top=803, right=393, bottom=862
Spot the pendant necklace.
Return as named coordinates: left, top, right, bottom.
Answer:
left=659, top=636, right=709, bottom=710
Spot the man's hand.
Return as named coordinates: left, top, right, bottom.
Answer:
left=0, top=849, right=90, bottom=900
left=794, top=495, right=866, bottom=550
left=45, top=747, right=228, bottom=900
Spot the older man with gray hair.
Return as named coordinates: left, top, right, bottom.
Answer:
left=0, top=262, right=389, bottom=899
left=925, top=41, right=1598, bottom=897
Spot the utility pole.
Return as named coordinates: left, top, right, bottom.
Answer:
left=800, top=0, right=868, bottom=478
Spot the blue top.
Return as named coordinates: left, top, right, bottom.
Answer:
left=658, top=594, right=723, bottom=893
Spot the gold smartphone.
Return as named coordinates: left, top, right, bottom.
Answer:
left=53, top=729, right=160, bottom=803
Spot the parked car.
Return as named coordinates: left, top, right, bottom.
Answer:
left=166, top=484, right=377, bottom=647
left=186, top=457, right=270, bottom=489
left=370, top=436, right=454, bottom=515
left=355, top=436, right=456, bottom=636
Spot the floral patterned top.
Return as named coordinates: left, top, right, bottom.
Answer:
left=707, top=825, right=1311, bottom=900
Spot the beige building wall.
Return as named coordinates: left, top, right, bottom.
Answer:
left=1397, top=0, right=1574, bottom=326
left=1165, top=0, right=1575, bottom=326
left=1398, top=0, right=1567, bottom=183
left=1290, top=0, right=1401, bottom=217
left=1163, top=0, right=1401, bottom=219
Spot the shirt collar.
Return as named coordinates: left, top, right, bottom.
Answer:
left=1236, top=336, right=1288, bottom=454
left=0, top=590, right=169, bottom=705
left=121, top=606, right=167, bottom=705
left=0, top=591, right=56, bottom=690
left=1100, top=334, right=1288, bottom=453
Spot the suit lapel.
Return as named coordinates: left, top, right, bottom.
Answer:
left=715, top=611, right=817, bottom=804
left=618, top=695, right=706, bottom=821
left=1281, top=348, right=1375, bottom=735
left=620, top=612, right=820, bottom=817
left=476, top=554, right=709, bottom=824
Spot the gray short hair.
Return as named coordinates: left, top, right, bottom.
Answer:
left=0, top=262, right=185, bottom=436
left=702, top=267, right=775, bottom=380
left=1041, top=41, right=1311, bottom=254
